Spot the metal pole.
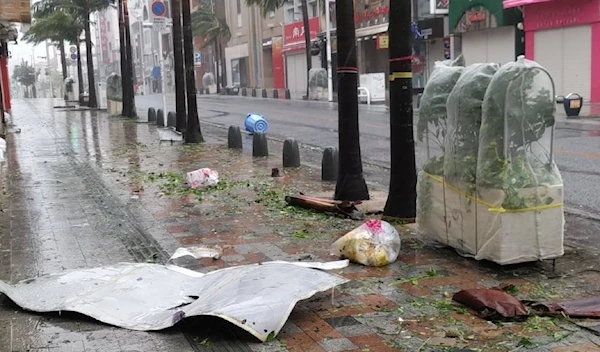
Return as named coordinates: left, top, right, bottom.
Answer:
left=159, top=32, right=167, bottom=116
left=325, top=0, right=333, bottom=102
left=139, top=19, right=147, bottom=95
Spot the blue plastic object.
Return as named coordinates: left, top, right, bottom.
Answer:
left=244, top=113, right=268, bottom=134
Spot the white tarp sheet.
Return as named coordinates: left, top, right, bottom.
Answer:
left=0, top=260, right=349, bottom=341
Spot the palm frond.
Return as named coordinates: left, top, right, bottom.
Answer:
left=192, top=4, right=231, bottom=47
left=245, top=0, right=286, bottom=17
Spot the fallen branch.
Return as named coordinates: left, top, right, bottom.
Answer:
left=285, top=194, right=364, bottom=220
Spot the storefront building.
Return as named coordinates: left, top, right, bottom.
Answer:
left=282, top=17, right=321, bottom=98
left=504, top=0, right=600, bottom=104
left=449, top=0, right=523, bottom=66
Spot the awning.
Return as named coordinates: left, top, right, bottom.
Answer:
left=503, top=0, right=556, bottom=9
left=355, top=23, right=388, bottom=38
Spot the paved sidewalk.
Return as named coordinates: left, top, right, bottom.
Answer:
left=2, top=98, right=600, bottom=352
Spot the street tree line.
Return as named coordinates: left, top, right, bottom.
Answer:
left=24, top=0, right=416, bottom=218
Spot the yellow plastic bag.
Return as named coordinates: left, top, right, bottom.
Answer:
left=330, top=220, right=401, bottom=267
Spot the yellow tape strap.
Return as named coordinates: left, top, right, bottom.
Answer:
left=421, top=171, right=563, bottom=214
left=389, top=72, right=412, bottom=81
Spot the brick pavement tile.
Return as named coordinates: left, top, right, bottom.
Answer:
left=317, top=337, right=357, bottom=352
left=357, top=293, right=398, bottom=311
left=398, top=282, right=434, bottom=297
left=279, top=331, right=314, bottom=347
left=552, top=343, right=600, bottom=352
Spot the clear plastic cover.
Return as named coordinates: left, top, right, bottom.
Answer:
left=416, top=56, right=465, bottom=241
left=474, top=56, right=564, bottom=264
left=443, top=63, right=499, bottom=251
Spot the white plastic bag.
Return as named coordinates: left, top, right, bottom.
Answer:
left=330, top=220, right=401, bottom=267
left=186, top=168, right=219, bottom=188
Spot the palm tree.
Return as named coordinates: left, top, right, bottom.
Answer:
left=171, top=0, right=187, bottom=133
left=192, top=4, right=231, bottom=93
left=246, top=0, right=312, bottom=98
left=32, top=0, right=110, bottom=108
left=182, top=0, right=203, bottom=142
left=118, top=0, right=136, bottom=117
left=383, top=0, right=417, bottom=218
left=22, top=11, right=81, bottom=100
left=333, top=0, right=369, bottom=201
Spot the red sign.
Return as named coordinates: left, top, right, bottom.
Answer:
left=524, top=0, right=600, bottom=31
left=467, top=11, right=486, bottom=22
left=355, top=5, right=389, bottom=22
left=283, top=17, right=320, bottom=52
left=272, top=37, right=284, bottom=89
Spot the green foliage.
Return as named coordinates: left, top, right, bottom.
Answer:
left=192, top=4, right=231, bottom=48
left=12, top=60, right=38, bottom=87
left=244, top=0, right=286, bottom=17
left=444, top=63, right=499, bottom=188
left=478, top=58, right=561, bottom=209
left=23, top=10, right=82, bottom=45
left=107, top=74, right=123, bottom=102
left=309, top=68, right=327, bottom=88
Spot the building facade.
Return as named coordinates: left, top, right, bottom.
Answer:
left=505, top=0, right=600, bottom=105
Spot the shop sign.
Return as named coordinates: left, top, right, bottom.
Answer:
left=418, top=16, right=445, bottom=39
left=430, top=0, right=449, bottom=15
left=283, top=17, right=320, bottom=46
left=523, top=0, right=600, bottom=31
left=376, top=34, right=388, bottom=50
left=454, top=6, right=497, bottom=33
left=355, top=5, right=389, bottom=22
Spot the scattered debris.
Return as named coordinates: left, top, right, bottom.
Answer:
left=169, top=245, right=223, bottom=260
left=529, top=296, right=600, bottom=318
left=452, top=288, right=528, bottom=319
left=187, top=168, right=219, bottom=189
left=271, top=168, right=280, bottom=177
left=284, top=194, right=364, bottom=220
left=0, top=254, right=349, bottom=342
left=330, top=219, right=401, bottom=267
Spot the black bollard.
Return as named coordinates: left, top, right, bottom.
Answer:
left=285, top=89, right=291, bottom=100
left=283, top=138, right=301, bottom=168
left=156, top=109, right=165, bottom=127
left=228, top=125, right=243, bottom=149
left=252, top=132, right=269, bottom=157
left=322, top=147, right=339, bottom=181
left=167, top=111, right=177, bottom=128
left=251, top=88, right=257, bottom=97
left=147, top=107, right=157, bottom=123
left=205, top=88, right=210, bottom=95
left=262, top=89, right=267, bottom=98
left=199, top=89, right=204, bottom=95
left=273, top=89, right=279, bottom=99
left=242, top=88, right=247, bottom=96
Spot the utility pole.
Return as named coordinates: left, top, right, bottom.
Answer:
left=383, top=0, right=417, bottom=219
left=325, top=0, right=333, bottom=102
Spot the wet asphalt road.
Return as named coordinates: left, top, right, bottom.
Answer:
left=137, top=93, right=600, bottom=215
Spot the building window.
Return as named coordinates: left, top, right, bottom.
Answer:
left=309, top=1, right=317, bottom=17
left=236, top=0, right=242, bottom=27
left=286, top=8, right=295, bottom=22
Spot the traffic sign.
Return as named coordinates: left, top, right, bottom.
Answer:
left=71, top=53, right=78, bottom=60
left=152, top=17, right=171, bottom=33
left=151, top=0, right=166, bottom=16
left=70, top=46, right=77, bottom=54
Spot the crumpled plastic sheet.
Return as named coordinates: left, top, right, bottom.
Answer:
left=452, top=288, right=528, bottom=319
left=0, top=259, right=349, bottom=341
left=531, top=296, right=600, bottom=318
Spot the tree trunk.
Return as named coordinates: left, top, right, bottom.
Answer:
left=59, top=42, right=68, bottom=100
left=171, top=0, right=187, bottom=132
left=300, top=0, right=311, bottom=100
left=118, top=0, right=130, bottom=116
left=182, top=0, right=203, bottom=143
left=32, top=85, right=37, bottom=98
left=84, top=14, right=98, bottom=108
left=334, top=0, right=369, bottom=201
left=383, top=0, right=417, bottom=218
left=76, top=40, right=84, bottom=98
left=123, top=0, right=137, bottom=117
left=219, top=39, right=227, bottom=90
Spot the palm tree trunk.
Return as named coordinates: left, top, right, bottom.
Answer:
left=171, top=0, right=187, bottom=132
left=84, top=14, right=98, bottom=108
left=76, top=40, right=84, bottom=99
left=123, top=0, right=137, bottom=117
left=118, top=0, right=130, bottom=116
left=334, top=0, right=369, bottom=201
left=59, top=42, right=68, bottom=100
left=182, top=0, right=203, bottom=142
left=300, top=0, right=311, bottom=100
left=383, top=0, right=417, bottom=218
left=219, top=39, right=227, bottom=90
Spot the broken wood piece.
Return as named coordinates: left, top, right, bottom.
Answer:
left=285, top=194, right=364, bottom=220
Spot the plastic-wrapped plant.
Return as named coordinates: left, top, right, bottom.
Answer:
left=417, top=55, right=465, bottom=175
left=478, top=56, right=561, bottom=209
left=444, top=63, right=499, bottom=188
